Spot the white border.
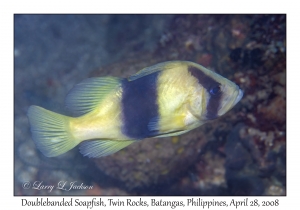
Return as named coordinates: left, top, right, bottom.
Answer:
left=2, top=0, right=294, bottom=208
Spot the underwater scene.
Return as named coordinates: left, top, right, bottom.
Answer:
left=14, top=14, right=286, bottom=196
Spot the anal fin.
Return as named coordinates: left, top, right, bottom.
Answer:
left=79, top=139, right=136, bottom=158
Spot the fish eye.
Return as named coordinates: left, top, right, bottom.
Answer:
left=210, top=85, right=221, bottom=95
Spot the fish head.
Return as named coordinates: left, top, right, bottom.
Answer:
left=209, top=77, right=243, bottom=119
left=187, top=63, right=243, bottom=121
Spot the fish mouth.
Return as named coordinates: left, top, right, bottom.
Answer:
left=233, top=88, right=243, bottom=107
left=217, top=87, right=243, bottom=117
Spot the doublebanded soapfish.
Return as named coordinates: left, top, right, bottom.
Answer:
left=27, top=61, right=243, bottom=158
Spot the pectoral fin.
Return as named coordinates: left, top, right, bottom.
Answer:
left=147, top=115, right=190, bottom=138
left=148, top=114, right=186, bottom=132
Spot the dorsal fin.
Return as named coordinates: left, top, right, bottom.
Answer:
left=65, top=77, right=121, bottom=116
left=128, top=61, right=184, bottom=81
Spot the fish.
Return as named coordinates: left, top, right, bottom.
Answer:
left=27, top=61, right=243, bottom=158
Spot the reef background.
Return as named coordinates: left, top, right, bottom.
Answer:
left=14, top=14, right=286, bottom=195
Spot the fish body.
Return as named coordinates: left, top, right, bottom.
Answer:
left=27, top=61, right=243, bottom=158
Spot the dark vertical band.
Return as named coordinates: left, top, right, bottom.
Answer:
left=121, top=72, right=160, bottom=139
left=188, top=66, right=222, bottom=120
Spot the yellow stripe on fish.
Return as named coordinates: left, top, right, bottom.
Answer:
left=27, top=61, right=243, bottom=158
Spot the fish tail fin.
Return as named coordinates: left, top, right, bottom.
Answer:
left=27, top=105, right=78, bottom=157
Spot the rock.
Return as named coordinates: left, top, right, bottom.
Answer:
left=94, top=127, right=209, bottom=190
